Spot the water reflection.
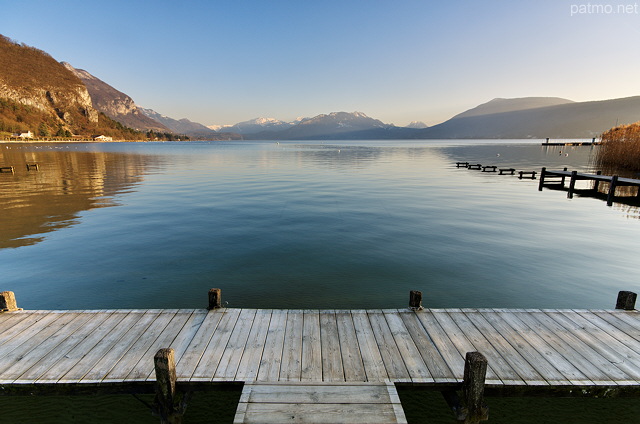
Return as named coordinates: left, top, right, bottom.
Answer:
left=0, top=144, right=166, bottom=248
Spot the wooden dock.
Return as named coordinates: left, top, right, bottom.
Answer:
left=539, top=168, right=640, bottom=206
left=0, top=290, right=638, bottom=423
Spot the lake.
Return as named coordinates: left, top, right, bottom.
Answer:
left=1, top=140, right=639, bottom=423
left=1, top=140, right=638, bottom=311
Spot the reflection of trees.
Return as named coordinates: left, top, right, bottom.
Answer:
left=0, top=146, right=165, bottom=248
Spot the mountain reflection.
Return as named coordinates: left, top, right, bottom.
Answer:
left=0, top=144, right=164, bottom=248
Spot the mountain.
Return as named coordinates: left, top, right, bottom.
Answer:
left=452, top=97, right=575, bottom=119
left=416, top=96, right=640, bottom=139
left=211, top=117, right=296, bottom=134
left=139, top=108, right=240, bottom=139
left=63, top=63, right=170, bottom=133
left=405, top=121, right=429, bottom=129
left=0, top=34, right=151, bottom=139
left=245, top=111, right=411, bottom=140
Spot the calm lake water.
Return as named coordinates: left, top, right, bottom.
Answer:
left=1, top=140, right=638, bottom=310
left=1, top=140, right=639, bottom=423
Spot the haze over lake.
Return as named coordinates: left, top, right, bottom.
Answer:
left=1, top=140, right=638, bottom=311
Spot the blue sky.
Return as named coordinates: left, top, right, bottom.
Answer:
left=2, top=0, right=640, bottom=126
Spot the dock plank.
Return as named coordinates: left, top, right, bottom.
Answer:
left=383, top=311, right=432, bottom=382
left=336, top=311, right=367, bottom=382
left=191, top=308, right=241, bottom=382
left=320, top=311, right=345, bottom=382
left=351, top=310, right=388, bottom=382
left=301, top=310, right=322, bottom=381
left=176, top=309, right=225, bottom=379
left=235, top=309, right=272, bottom=381
left=214, top=309, right=258, bottom=381
left=280, top=310, right=304, bottom=381
left=257, top=310, right=287, bottom=382
left=368, top=311, right=410, bottom=382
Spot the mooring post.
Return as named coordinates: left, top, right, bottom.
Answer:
left=538, top=167, right=546, bottom=191
left=593, top=171, right=602, bottom=192
left=567, top=170, right=578, bottom=199
left=0, top=291, right=19, bottom=312
left=462, top=351, right=488, bottom=424
left=607, top=175, right=619, bottom=206
left=561, top=167, right=568, bottom=186
left=409, top=290, right=423, bottom=310
left=154, top=348, right=182, bottom=424
left=208, top=288, right=222, bottom=310
left=615, top=291, right=637, bottom=310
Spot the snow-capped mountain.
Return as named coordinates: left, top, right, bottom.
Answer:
left=209, top=117, right=296, bottom=134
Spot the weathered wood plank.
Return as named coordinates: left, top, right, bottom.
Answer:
left=492, top=310, right=591, bottom=385
left=124, top=310, right=195, bottom=381
left=214, top=309, right=258, bottom=381
left=429, top=310, right=503, bottom=385
left=592, top=311, right=640, bottom=344
left=280, top=310, right=304, bottom=381
left=78, top=310, right=163, bottom=383
left=191, top=308, right=242, bottom=382
left=0, top=312, right=85, bottom=377
left=0, top=312, right=63, bottom=358
left=351, top=310, right=388, bottom=382
left=383, top=311, right=432, bottom=382
left=399, top=311, right=456, bottom=383
left=336, top=311, right=367, bottom=382
left=235, top=309, right=272, bottom=381
left=234, top=382, right=407, bottom=424
left=155, top=309, right=208, bottom=378
left=515, top=311, right=620, bottom=385
left=301, top=310, right=322, bottom=381
left=368, top=311, right=410, bottom=382
left=464, top=310, right=548, bottom=386
left=11, top=312, right=112, bottom=383
left=56, top=311, right=144, bottom=384
left=320, top=310, right=345, bottom=382
left=102, top=310, right=180, bottom=382
left=257, top=310, right=287, bottom=382
left=175, top=309, right=225, bottom=379
left=0, top=312, right=96, bottom=383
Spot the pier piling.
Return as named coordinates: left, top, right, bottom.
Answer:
left=462, top=352, right=488, bottom=423
left=616, top=291, right=637, bottom=310
left=409, top=290, right=423, bottom=310
left=0, top=291, right=19, bottom=312
left=208, top=288, right=222, bottom=310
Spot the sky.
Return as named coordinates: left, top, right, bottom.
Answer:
left=2, top=0, right=640, bottom=127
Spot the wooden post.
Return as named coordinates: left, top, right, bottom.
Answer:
left=462, top=351, right=488, bottom=424
left=154, top=348, right=181, bottom=424
left=615, top=291, right=637, bottom=310
left=607, top=175, right=618, bottom=206
left=593, top=171, right=602, bottom=192
left=208, top=288, right=222, bottom=310
left=567, top=170, right=578, bottom=199
left=0, top=291, right=19, bottom=312
left=561, top=167, right=568, bottom=186
left=409, top=290, right=423, bottom=310
left=538, top=167, right=546, bottom=191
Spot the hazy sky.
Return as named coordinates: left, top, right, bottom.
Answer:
left=2, top=0, right=640, bottom=126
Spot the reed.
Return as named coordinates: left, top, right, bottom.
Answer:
left=595, top=122, right=640, bottom=171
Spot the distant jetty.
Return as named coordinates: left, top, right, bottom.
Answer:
left=542, top=137, right=601, bottom=146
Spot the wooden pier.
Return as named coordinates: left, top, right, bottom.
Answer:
left=542, top=138, right=601, bottom=146
left=0, top=290, right=638, bottom=423
left=539, top=168, right=640, bottom=206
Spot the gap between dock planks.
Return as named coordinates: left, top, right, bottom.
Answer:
left=0, top=308, right=639, bottom=390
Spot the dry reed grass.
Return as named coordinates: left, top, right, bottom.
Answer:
left=595, top=122, right=640, bottom=171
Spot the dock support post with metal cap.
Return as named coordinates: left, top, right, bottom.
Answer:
left=0, top=291, right=19, bottom=312
left=154, top=348, right=183, bottom=424
left=462, top=351, right=489, bottom=424
left=208, top=288, right=222, bottom=310
left=616, top=291, right=637, bottom=310
left=409, top=290, right=423, bottom=310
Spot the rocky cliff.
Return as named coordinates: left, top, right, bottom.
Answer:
left=62, top=63, right=170, bottom=132
left=0, top=34, right=101, bottom=135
